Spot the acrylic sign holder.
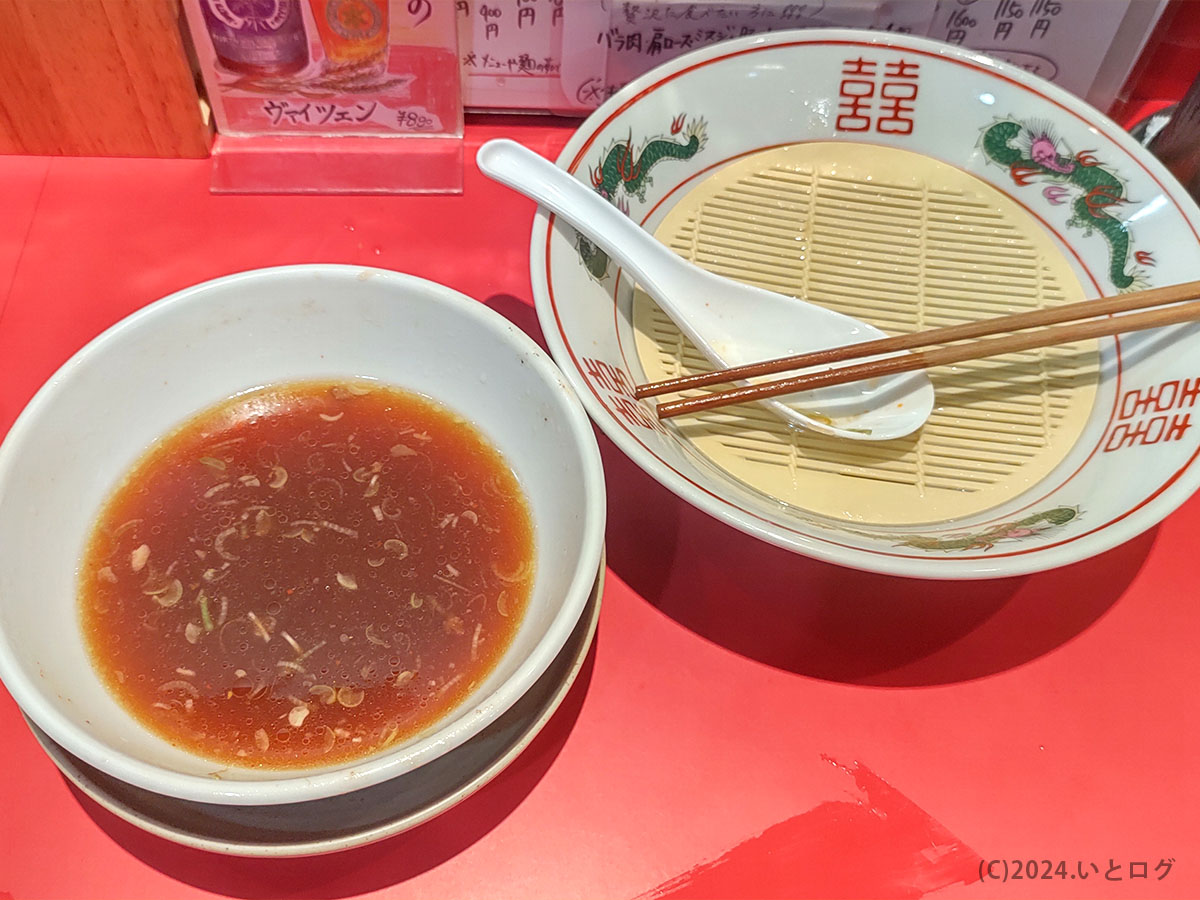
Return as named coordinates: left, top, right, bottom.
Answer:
left=182, top=0, right=464, bottom=194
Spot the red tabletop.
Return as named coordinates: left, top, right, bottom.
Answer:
left=1, top=118, right=1197, bottom=900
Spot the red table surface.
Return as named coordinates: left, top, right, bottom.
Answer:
left=1, top=119, right=1198, bottom=900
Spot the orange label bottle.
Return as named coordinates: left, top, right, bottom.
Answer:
left=309, top=0, right=389, bottom=73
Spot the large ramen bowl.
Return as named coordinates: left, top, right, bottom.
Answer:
left=532, top=28, right=1200, bottom=579
left=0, top=265, right=605, bottom=804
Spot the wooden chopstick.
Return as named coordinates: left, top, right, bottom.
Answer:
left=654, top=295, right=1200, bottom=421
left=634, top=278, right=1200, bottom=400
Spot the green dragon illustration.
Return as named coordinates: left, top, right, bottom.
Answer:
left=889, top=505, right=1079, bottom=552
left=577, top=115, right=707, bottom=280
left=982, top=120, right=1137, bottom=290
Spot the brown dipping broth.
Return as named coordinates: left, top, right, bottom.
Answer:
left=79, top=381, right=534, bottom=769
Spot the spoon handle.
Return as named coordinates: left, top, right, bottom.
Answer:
left=476, top=139, right=688, bottom=302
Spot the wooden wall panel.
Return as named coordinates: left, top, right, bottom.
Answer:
left=0, top=0, right=211, bottom=157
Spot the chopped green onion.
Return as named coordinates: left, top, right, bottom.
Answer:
left=198, top=590, right=213, bottom=631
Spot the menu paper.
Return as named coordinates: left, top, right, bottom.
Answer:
left=456, top=0, right=1167, bottom=114
left=456, top=0, right=573, bottom=110
left=926, top=0, right=1168, bottom=109
left=559, top=0, right=936, bottom=110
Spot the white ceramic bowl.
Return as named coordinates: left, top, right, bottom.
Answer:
left=531, top=28, right=1200, bottom=579
left=0, top=265, right=605, bottom=804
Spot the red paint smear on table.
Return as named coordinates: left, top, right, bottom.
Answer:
left=641, top=759, right=980, bottom=900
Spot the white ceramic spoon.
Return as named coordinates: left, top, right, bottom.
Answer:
left=478, top=138, right=933, bottom=441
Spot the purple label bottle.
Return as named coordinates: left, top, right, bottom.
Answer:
left=201, top=0, right=309, bottom=77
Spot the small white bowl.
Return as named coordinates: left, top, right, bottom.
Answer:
left=0, top=265, right=606, bottom=805
left=531, top=28, right=1200, bottom=579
